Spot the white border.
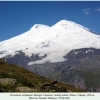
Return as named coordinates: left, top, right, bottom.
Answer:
left=0, top=93, right=100, bottom=100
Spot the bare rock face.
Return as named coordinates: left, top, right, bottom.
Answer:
left=0, top=78, right=17, bottom=92
left=96, top=87, right=100, bottom=92
left=15, top=87, right=36, bottom=92
left=0, top=78, right=17, bottom=87
left=69, top=76, right=86, bottom=89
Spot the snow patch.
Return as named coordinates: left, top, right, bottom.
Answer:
left=74, top=52, right=79, bottom=55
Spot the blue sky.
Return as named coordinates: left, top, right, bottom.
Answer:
left=0, top=1, right=100, bottom=42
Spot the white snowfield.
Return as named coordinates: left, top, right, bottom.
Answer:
left=0, top=20, right=100, bottom=65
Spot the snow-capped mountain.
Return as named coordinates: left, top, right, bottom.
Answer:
left=1, top=19, right=100, bottom=91
left=0, top=20, right=100, bottom=65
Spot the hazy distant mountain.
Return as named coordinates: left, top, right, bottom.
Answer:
left=0, top=20, right=100, bottom=91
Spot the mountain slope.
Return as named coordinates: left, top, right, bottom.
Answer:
left=0, top=59, right=84, bottom=92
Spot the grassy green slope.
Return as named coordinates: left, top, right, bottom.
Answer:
left=0, top=59, right=85, bottom=92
